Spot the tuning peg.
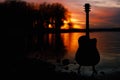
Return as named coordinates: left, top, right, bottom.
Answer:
left=84, top=3, right=91, bottom=12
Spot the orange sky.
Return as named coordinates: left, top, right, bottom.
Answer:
left=6, top=0, right=120, bottom=29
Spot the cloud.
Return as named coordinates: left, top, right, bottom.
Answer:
left=115, top=0, right=120, bottom=3
left=114, top=0, right=120, bottom=5
left=89, top=6, right=120, bottom=28
left=86, top=0, right=120, bottom=8
left=108, top=8, right=120, bottom=26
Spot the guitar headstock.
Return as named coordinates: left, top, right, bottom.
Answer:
left=84, top=3, right=91, bottom=13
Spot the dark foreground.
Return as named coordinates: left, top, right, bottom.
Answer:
left=4, top=58, right=120, bottom=80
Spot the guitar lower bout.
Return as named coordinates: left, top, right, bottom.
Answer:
left=75, top=35, right=100, bottom=66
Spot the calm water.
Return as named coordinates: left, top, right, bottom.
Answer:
left=29, top=32, right=120, bottom=73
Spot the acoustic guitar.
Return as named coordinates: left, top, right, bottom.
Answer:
left=75, top=3, right=100, bottom=74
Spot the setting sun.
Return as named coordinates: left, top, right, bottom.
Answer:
left=71, top=18, right=84, bottom=29
left=61, top=17, right=85, bottom=29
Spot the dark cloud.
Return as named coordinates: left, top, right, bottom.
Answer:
left=93, top=1, right=106, bottom=4
left=108, top=9, right=120, bottom=25
left=114, top=0, right=120, bottom=5
left=115, top=0, right=120, bottom=2
left=90, top=6, right=120, bottom=28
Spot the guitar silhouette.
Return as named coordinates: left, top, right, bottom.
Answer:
left=75, top=3, right=100, bottom=74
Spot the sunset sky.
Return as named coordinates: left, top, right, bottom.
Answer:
left=2, top=0, right=120, bottom=29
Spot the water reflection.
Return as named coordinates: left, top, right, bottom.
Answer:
left=30, top=32, right=120, bottom=69
left=30, top=33, right=67, bottom=62
left=90, top=32, right=120, bottom=69
left=61, top=33, right=85, bottom=59
left=60, top=32, right=120, bottom=73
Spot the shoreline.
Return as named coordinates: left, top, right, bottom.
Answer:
left=38, top=28, right=120, bottom=33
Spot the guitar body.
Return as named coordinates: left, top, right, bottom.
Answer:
left=75, top=36, right=100, bottom=66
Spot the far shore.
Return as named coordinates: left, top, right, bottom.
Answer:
left=39, top=28, right=120, bottom=33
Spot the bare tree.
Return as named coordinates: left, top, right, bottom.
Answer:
left=38, top=2, right=69, bottom=32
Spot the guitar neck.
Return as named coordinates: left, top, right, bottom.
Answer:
left=85, top=3, right=90, bottom=39
left=86, top=12, right=90, bottom=39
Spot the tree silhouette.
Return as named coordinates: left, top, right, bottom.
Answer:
left=37, top=2, right=69, bottom=32
left=38, top=2, right=51, bottom=31
left=51, top=3, right=68, bottom=31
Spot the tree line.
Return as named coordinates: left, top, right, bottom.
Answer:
left=0, top=0, right=70, bottom=32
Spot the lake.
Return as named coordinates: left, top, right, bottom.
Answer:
left=29, top=31, right=120, bottom=74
